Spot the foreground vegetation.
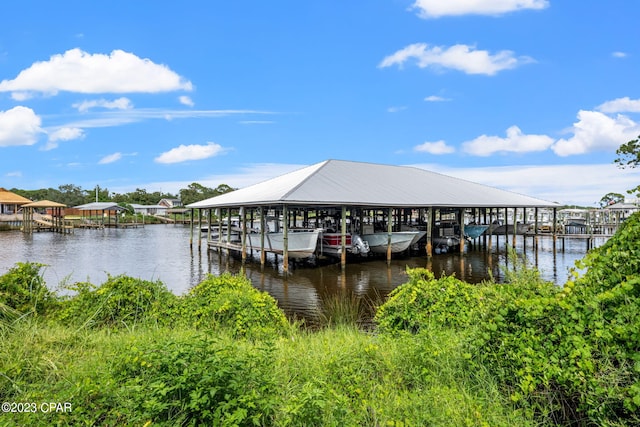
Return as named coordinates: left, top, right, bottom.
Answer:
left=1, top=213, right=639, bottom=426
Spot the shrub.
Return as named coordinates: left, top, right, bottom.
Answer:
left=0, top=262, right=53, bottom=316
left=476, top=212, right=640, bottom=425
left=55, top=275, right=178, bottom=329
left=113, top=333, right=277, bottom=426
left=180, top=273, right=289, bottom=338
left=374, top=268, right=481, bottom=333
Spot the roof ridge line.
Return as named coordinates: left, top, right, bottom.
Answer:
left=280, top=159, right=331, bottom=201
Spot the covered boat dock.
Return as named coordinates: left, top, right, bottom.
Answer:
left=187, top=159, right=559, bottom=271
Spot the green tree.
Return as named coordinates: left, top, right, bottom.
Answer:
left=599, top=192, right=625, bottom=207
left=614, top=135, right=640, bottom=195
left=179, top=183, right=235, bottom=205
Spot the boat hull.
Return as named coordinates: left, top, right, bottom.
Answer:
left=362, top=231, right=420, bottom=254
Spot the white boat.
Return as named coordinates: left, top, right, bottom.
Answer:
left=318, top=232, right=370, bottom=257
left=361, top=231, right=421, bottom=254
left=245, top=229, right=322, bottom=259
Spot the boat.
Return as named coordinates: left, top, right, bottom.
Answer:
left=246, top=229, right=322, bottom=259
left=318, top=232, right=370, bottom=257
left=361, top=231, right=421, bottom=254
left=211, top=228, right=322, bottom=259
left=463, top=224, right=489, bottom=239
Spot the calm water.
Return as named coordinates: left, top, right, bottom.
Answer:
left=0, top=224, right=602, bottom=319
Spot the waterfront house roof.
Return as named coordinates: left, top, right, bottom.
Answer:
left=187, top=159, right=558, bottom=209
left=0, top=188, right=31, bottom=204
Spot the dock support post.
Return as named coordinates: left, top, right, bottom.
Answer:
left=283, top=205, right=289, bottom=272
left=512, top=207, right=517, bottom=249
left=459, top=208, right=465, bottom=254
left=240, top=206, right=247, bottom=263
left=426, top=207, right=433, bottom=257
left=189, top=208, right=194, bottom=250
left=260, top=207, right=266, bottom=267
left=387, top=207, right=393, bottom=265
left=341, top=206, right=347, bottom=269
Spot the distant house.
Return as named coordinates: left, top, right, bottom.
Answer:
left=0, top=187, right=31, bottom=215
left=158, top=198, right=183, bottom=209
left=130, top=204, right=168, bottom=216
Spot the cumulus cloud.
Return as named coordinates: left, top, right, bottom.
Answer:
left=73, top=97, right=133, bottom=113
left=411, top=0, right=549, bottom=18
left=414, top=140, right=455, bottom=154
left=155, top=142, right=225, bottom=164
left=0, top=106, right=43, bottom=147
left=43, top=127, right=85, bottom=150
left=0, top=48, right=193, bottom=98
left=552, top=110, right=640, bottom=156
left=98, top=152, right=123, bottom=164
left=596, top=97, right=640, bottom=114
left=379, top=43, right=533, bottom=76
left=179, top=95, right=194, bottom=107
left=462, top=125, right=555, bottom=156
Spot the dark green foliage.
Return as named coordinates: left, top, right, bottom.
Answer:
left=374, top=269, right=482, bottom=333
left=55, top=275, right=178, bottom=328
left=0, top=262, right=53, bottom=316
left=179, top=273, right=289, bottom=338
left=112, top=333, right=277, bottom=426
left=477, top=212, right=640, bottom=425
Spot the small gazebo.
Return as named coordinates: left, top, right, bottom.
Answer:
left=21, top=200, right=70, bottom=234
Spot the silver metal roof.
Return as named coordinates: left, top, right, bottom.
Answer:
left=73, top=202, right=126, bottom=211
left=187, top=159, right=559, bottom=209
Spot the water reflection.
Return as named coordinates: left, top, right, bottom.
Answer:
left=0, top=226, right=600, bottom=320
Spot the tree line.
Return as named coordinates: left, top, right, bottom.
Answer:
left=10, top=182, right=235, bottom=208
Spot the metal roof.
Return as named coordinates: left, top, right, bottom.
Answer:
left=73, top=202, right=126, bottom=211
left=187, top=159, right=559, bottom=209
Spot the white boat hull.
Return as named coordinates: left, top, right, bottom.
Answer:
left=246, top=229, right=321, bottom=259
left=362, top=231, right=420, bottom=254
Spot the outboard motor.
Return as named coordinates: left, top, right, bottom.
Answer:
left=351, top=234, right=370, bottom=256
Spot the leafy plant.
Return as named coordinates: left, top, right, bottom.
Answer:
left=180, top=273, right=289, bottom=338
left=55, top=275, right=178, bottom=329
left=0, top=262, right=53, bottom=316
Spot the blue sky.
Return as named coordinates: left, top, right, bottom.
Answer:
left=1, top=0, right=639, bottom=206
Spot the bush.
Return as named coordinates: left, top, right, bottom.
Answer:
left=55, top=275, right=178, bottom=329
left=180, top=273, right=289, bottom=338
left=0, top=262, right=53, bottom=316
left=475, top=212, right=640, bottom=425
left=112, top=333, right=277, bottom=426
left=374, top=268, right=481, bottom=333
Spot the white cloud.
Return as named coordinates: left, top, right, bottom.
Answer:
left=612, top=51, right=628, bottom=58
left=155, top=142, right=225, bottom=164
left=552, top=110, right=640, bottom=156
left=413, top=163, right=640, bottom=206
left=411, top=0, right=549, bottom=18
left=0, top=48, right=193, bottom=97
left=98, top=152, right=122, bottom=164
left=462, top=125, right=555, bottom=156
left=6, top=171, right=22, bottom=177
left=596, top=97, right=640, bottom=113
left=43, top=127, right=85, bottom=151
left=73, top=97, right=133, bottom=113
left=414, top=140, right=455, bottom=154
left=179, top=95, right=194, bottom=107
left=424, top=95, right=450, bottom=102
left=0, top=106, right=43, bottom=147
left=379, top=43, right=533, bottom=76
